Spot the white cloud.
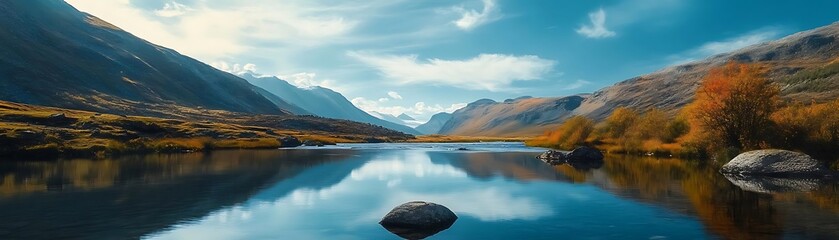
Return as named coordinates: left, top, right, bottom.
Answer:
left=211, top=61, right=257, bottom=74
left=696, top=29, right=780, bottom=56
left=154, top=2, right=193, bottom=18
left=65, top=0, right=359, bottom=60
left=576, top=8, right=615, bottom=39
left=561, top=79, right=591, bottom=91
left=667, top=27, right=782, bottom=65
left=452, top=0, right=500, bottom=31
left=348, top=52, right=555, bottom=91
left=351, top=97, right=466, bottom=119
left=387, top=91, right=403, bottom=100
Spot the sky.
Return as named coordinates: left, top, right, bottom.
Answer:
left=64, top=0, right=839, bottom=122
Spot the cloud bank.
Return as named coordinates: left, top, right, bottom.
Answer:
left=348, top=52, right=555, bottom=91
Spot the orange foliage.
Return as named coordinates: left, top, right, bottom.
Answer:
left=529, top=116, right=595, bottom=150
left=686, top=62, right=780, bottom=151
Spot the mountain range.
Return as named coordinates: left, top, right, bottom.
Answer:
left=239, top=73, right=421, bottom=135
left=0, top=0, right=421, bottom=137
left=422, top=22, right=839, bottom=136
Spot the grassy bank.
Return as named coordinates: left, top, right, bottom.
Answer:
left=0, top=101, right=408, bottom=159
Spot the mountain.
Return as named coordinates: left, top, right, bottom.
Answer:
left=430, top=22, right=839, bottom=137
left=239, top=73, right=422, bottom=135
left=0, top=1, right=288, bottom=117
left=437, top=97, right=585, bottom=136
left=573, top=21, right=839, bottom=120
left=397, top=113, right=415, bottom=121
left=370, top=111, right=408, bottom=125
left=414, top=112, right=452, bottom=134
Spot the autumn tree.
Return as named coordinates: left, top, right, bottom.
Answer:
left=544, top=115, right=595, bottom=150
left=686, top=62, right=779, bottom=150
left=605, top=107, right=639, bottom=139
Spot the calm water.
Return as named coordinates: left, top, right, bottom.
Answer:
left=0, top=143, right=837, bottom=239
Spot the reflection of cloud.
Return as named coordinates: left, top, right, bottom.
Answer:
left=370, top=188, right=553, bottom=222
left=349, top=154, right=467, bottom=180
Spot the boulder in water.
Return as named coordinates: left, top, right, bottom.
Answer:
left=380, top=201, right=457, bottom=240
left=566, top=146, right=604, bottom=162
left=720, top=149, right=830, bottom=178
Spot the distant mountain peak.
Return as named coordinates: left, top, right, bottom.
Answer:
left=397, top=113, right=415, bottom=121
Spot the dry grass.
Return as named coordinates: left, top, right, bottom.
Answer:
left=0, top=100, right=406, bottom=158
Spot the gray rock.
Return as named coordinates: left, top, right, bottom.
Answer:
left=537, top=150, right=566, bottom=165
left=567, top=146, right=604, bottom=162
left=380, top=201, right=457, bottom=230
left=278, top=136, right=302, bottom=148
left=720, top=149, right=830, bottom=177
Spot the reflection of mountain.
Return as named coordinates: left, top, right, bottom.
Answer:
left=0, top=150, right=354, bottom=239
left=428, top=151, right=570, bottom=182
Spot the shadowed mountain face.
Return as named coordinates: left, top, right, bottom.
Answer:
left=434, top=22, right=839, bottom=136
left=415, top=112, right=452, bottom=134
left=239, top=73, right=422, bottom=135
left=0, top=1, right=285, bottom=116
left=437, top=96, right=585, bottom=136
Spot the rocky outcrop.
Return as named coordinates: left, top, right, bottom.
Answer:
left=277, top=136, right=302, bottom=148
left=720, top=149, right=831, bottom=177
left=537, top=150, right=566, bottom=165
left=380, top=201, right=457, bottom=240
left=567, top=146, right=605, bottom=162
left=537, top=147, right=605, bottom=170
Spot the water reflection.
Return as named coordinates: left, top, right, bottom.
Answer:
left=0, top=150, right=353, bottom=239
left=0, top=145, right=836, bottom=240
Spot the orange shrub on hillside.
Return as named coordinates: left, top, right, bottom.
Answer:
left=685, top=62, right=779, bottom=151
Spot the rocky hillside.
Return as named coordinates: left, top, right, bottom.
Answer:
left=575, top=21, right=839, bottom=120
left=432, top=22, right=839, bottom=136
left=240, top=73, right=421, bottom=135
left=0, top=1, right=286, bottom=117
left=438, top=96, right=585, bottom=136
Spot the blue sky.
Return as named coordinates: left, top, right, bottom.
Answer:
left=65, top=0, right=839, bottom=121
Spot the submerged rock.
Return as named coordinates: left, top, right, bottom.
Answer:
left=380, top=201, right=457, bottom=240
left=720, top=149, right=830, bottom=178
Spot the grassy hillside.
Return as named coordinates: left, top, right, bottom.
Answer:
left=0, top=101, right=413, bottom=158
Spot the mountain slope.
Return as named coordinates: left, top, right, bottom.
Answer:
left=574, top=21, right=839, bottom=120
left=437, top=22, right=839, bottom=136
left=239, top=73, right=422, bottom=135
left=0, top=1, right=285, bottom=116
left=438, top=96, right=585, bottom=136
left=397, top=113, right=415, bottom=121
left=414, top=112, right=452, bottom=134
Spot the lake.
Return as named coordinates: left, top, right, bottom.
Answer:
left=0, top=143, right=837, bottom=239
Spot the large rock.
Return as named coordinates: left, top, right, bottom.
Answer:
left=720, top=149, right=830, bottom=177
left=277, top=136, right=302, bottom=148
left=566, top=146, right=604, bottom=162
left=380, top=201, right=457, bottom=239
